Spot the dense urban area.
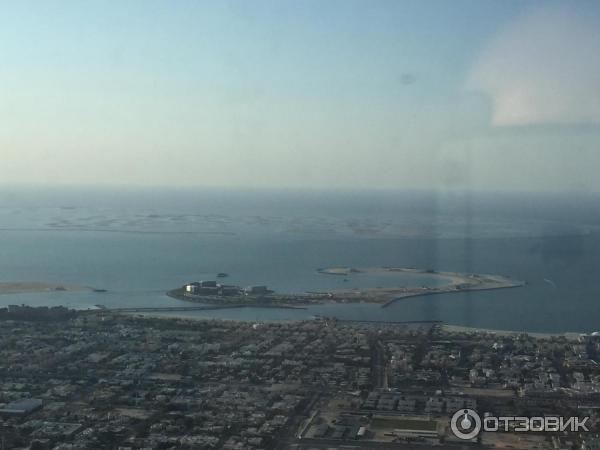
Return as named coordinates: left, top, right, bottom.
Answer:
left=1, top=306, right=599, bottom=449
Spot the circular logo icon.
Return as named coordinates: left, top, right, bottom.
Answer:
left=450, top=409, right=481, bottom=440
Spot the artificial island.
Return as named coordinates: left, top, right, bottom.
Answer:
left=168, top=266, right=525, bottom=309
left=0, top=282, right=95, bottom=295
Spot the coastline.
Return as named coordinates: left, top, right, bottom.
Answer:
left=167, top=266, right=524, bottom=309
left=319, top=266, right=524, bottom=306
left=108, top=310, right=587, bottom=340
left=441, top=324, right=584, bottom=340
left=165, top=289, right=310, bottom=309
left=0, top=282, right=93, bottom=295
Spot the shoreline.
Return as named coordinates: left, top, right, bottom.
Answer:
left=165, top=290, right=310, bottom=309
left=8, top=302, right=589, bottom=337
left=318, top=266, right=467, bottom=285
left=0, top=282, right=94, bottom=295
left=380, top=279, right=526, bottom=307
left=170, top=266, right=525, bottom=308
left=109, top=310, right=589, bottom=339
left=319, top=266, right=525, bottom=306
left=441, top=324, right=584, bottom=340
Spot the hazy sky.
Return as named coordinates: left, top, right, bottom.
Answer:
left=1, top=0, right=600, bottom=191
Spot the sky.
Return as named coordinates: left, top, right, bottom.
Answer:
left=1, top=0, right=599, bottom=192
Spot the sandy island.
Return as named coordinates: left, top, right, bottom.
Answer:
left=169, top=266, right=524, bottom=309
left=0, top=282, right=93, bottom=295
left=317, top=266, right=524, bottom=305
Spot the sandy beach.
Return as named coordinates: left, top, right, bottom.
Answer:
left=0, top=282, right=92, bottom=295
left=318, top=266, right=524, bottom=305
left=320, top=266, right=475, bottom=285
left=117, top=312, right=580, bottom=341
left=441, top=324, right=583, bottom=340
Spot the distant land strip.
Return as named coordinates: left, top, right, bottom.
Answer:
left=168, top=266, right=525, bottom=309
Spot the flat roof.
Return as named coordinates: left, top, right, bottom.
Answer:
left=0, top=398, right=43, bottom=414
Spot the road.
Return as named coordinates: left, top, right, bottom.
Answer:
left=372, top=339, right=388, bottom=389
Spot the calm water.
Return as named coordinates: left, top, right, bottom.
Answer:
left=1, top=187, right=599, bottom=333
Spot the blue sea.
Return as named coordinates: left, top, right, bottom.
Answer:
left=1, top=186, right=600, bottom=333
